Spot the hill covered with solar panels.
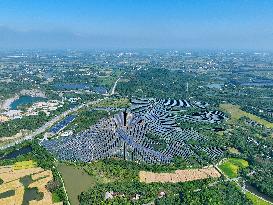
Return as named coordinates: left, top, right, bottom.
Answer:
left=41, top=98, right=227, bottom=164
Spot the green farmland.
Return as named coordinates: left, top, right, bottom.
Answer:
left=219, top=158, right=249, bottom=178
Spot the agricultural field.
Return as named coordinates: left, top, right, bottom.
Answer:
left=219, top=158, right=249, bottom=178
left=13, top=160, right=37, bottom=170
left=220, top=104, right=273, bottom=128
left=57, top=163, right=96, bottom=205
left=0, top=161, right=62, bottom=205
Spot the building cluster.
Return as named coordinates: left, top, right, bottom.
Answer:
left=0, top=100, right=64, bottom=123
left=25, top=100, right=64, bottom=116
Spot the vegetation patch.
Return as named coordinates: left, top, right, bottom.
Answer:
left=246, top=191, right=271, bottom=205
left=220, top=104, right=273, bottom=128
left=79, top=159, right=251, bottom=205
left=13, top=160, right=37, bottom=170
left=93, top=98, right=130, bottom=108
left=228, top=147, right=241, bottom=155
left=52, top=192, right=62, bottom=203
left=0, top=112, right=49, bottom=138
left=64, top=110, right=109, bottom=133
left=219, top=158, right=249, bottom=178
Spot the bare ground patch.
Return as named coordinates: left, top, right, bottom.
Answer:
left=139, top=167, right=221, bottom=183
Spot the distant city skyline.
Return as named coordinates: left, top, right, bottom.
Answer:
left=0, top=0, right=273, bottom=50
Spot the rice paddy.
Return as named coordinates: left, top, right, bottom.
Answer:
left=0, top=161, right=62, bottom=205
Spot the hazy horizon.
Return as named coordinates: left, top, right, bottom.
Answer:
left=1, top=0, right=273, bottom=50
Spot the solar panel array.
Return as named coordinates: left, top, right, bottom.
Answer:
left=177, top=110, right=227, bottom=123
left=42, top=98, right=225, bottom=164
left=50, top=115, right=76, bottom=133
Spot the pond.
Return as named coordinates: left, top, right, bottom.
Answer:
left=0, top=146, right=32, bottom=160
left=0, top=190, right=15, bottom=199
left=20, top=175, right=44, bottom=204
left=58, top=164, right=96, bottom=205
left=94, top=86, right=108, bottom=94
left=23, top=188, right=43, bottom=204
left=10, top=96, right=46, bottom=110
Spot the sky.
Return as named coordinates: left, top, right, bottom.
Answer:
left=0, top=0, right=273, bottom=50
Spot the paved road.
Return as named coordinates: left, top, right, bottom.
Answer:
left=0, top=99, right=103, bottom=150
left=109, top=77, right=121, bottom=95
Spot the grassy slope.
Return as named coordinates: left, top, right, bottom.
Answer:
left=246, top=191, right=271, bottom=205
left=220, top=104, right=273, bottom=128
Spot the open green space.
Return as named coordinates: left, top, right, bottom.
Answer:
left=52, top=192, right=62, bottom=203
left=219, top=158, right=249, bottom=178
left=220, top=104, right=273, bottom=128
left=228, top=147, right=241, bottom=155
left=246, top=191, right=271, bottom=205
left=64, top=110, right=109, bottom=133
left=92, top=97, right=130, bottom=108
left=57, top=163, right=97, bottom=205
